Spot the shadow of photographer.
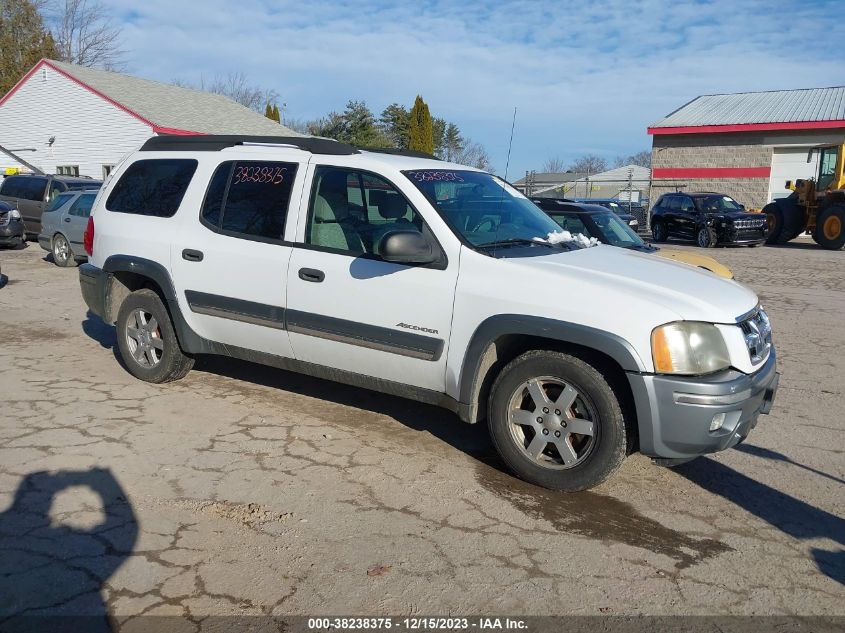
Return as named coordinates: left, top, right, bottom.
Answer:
left=0, top=468, right=137, bottom=631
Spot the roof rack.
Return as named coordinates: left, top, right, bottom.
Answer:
left=140, top=135, right=360, bottom=155
left=359, top=147, right=439, bottom=160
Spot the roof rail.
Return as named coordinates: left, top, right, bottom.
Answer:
left=140, top=135, right=359, bottom=155
left=358, top=147, right=439, bottom=160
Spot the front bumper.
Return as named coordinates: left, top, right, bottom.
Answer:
left=628, top=350, right=779, bottom=459
left=0, top=222, right=24, bottom=244
left=79, top=263, right=108, bottom=319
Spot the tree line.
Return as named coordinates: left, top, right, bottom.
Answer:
left=541, top=150, right=651, bottom=175
left=286, top=95, right=492, bottom=170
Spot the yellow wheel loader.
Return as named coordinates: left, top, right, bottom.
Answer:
left=764, top=142, right=845, bottom=250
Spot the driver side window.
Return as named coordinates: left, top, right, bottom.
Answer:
left=305, top=167, right=424, bottom=257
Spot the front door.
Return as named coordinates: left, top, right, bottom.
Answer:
left=286, top=165, right=457, bottom=392
left=171, top=155, right=307, bottom=358
left=676, top=196, right=697, bottom=238
left=63, top=192, right=97, bottom=255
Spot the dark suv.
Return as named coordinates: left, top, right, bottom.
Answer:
left=0, top=174, right=102, bottom=238
left=650, top=192, right=768, bottom=247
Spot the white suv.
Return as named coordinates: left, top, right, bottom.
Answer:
left=78, top=135, right=779, bottom=491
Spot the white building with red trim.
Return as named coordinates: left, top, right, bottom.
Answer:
left=648, top=87, right=845, bottom=209
left=0, top=59, right=299, bottom=180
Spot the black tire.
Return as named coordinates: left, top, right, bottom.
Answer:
left=696, top=226, right=717, bottom=248
left=487, top=350, right=626, bottom=491
left=813, top=206, right=845, bottom=250
left=51, top=234, right=77, bottom=267
left=764, top=200, right=804, bottom=245
left=651, top=221, right=668, bottom=243
left=115, top=289, right=194, bottom=383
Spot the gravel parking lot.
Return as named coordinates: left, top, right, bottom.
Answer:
left=0, top=239, right=842, bottom=625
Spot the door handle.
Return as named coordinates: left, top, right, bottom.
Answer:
left=63, top=217, right=71, bottom=222
left=298, top=267, right=325, bottom=283
left=182, top=249, right=204, bottom=262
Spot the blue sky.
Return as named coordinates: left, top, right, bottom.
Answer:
left=109, top=0, right=843, bottom=176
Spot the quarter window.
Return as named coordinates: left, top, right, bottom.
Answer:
left=107, top=159, right=197, bottom=217
left=68, top=193, right=96, bottom=217
left=200, top=160, right=298, bottom=241
left=305, top=166, right=423, bottom=255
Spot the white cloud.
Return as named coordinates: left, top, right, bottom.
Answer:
left=108, top=0, right=844, bottom=174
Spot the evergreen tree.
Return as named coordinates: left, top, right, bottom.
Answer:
left=0, top=1, right=58, bottom=95
left=272, top=103, right=281, bottom=122
left=379, top=103, right=410, bottom=148
left=432, top=117, right=446, bottom=158
left=442, top=123, right=463, bottom=162
left=264, top=103, right=274, bottom=119
left=407, top=95, right=434, bottom=155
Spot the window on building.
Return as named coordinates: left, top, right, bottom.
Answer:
left=56, top=165, right=80, bottom=177
left=107, top=159, right=198, bottom=217
left=102, top=165, right=116, bottom=179
left=305, top=166, right=423, bottom=256
left=200, top=160, right=298, bottom=241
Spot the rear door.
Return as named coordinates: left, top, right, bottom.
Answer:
left=285, top=164, right=457, bottom=393
left=170, top=153, right=307, bottom=358
left=21, top=177, right=49, bottom=234
left=64, top=192, right=97, bottom=256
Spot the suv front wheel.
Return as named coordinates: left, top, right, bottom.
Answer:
left=116, top=289, right=194, bottom=383
left=651, top=221, right=668, bottom=243
left=488, top=350, right=626, bottom=491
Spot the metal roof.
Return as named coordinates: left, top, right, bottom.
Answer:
left=43, top=59, right=303, bottom=137
left=651, top=87, right=845, bottom=128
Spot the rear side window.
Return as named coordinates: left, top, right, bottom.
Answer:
left=68, top=193, right=97, bottom=217
left=201, top=160, right=298, bottom=241
left=22, top=178, right=48, bottom=201
left=667, top=196, right=682, bottom=210
left=45, top=192, right=75, bottom=212
left=1, top=177, right=24, bottom=198
left=107, top=159, right=197, bottom=217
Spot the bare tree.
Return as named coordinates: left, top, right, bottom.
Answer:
left=613, top=150, right=652, bottom=168
left=542, top=156, right=566, bottom=173
left=46, top=0, right=124, bottom=69
left=453, top=139, right=492, bottom=171
left=171, top=72, right=279, bottom=114
left=568, top=154, right=608, bottom=175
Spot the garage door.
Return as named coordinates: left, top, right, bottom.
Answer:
left=768, top=147, right=819, bottom=201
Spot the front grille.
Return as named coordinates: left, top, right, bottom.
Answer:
left=733, top=218, right=767, bottom=229
left=739, top=309, right=772, bottom=364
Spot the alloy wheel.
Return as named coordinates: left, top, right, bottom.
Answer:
left=125, top=308, right=164, bottom=368
left=507, top=376, right=598, bottom=469
left=53, top=235, right=69, bottom=263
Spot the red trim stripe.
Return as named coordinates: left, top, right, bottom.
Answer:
left=648, top=120, right=845, bottom=135
left=0, top=59, right=204, bottom=137
left=652, top=167, right=771, bottom=179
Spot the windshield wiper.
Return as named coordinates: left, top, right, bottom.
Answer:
left=477, top=238, right=558, bottom=250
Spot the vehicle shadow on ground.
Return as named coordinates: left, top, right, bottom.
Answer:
left=82, top=310, right=116, bottom=350
left=675, top=457, right=844, bottom=587
left=0, top=468, right=137, bottom=631
left=734, top=443, right=845, bottom=486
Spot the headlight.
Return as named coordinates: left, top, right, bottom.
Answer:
left=651, top=321, right=731, bottom=375
left=9, top=209, right=21, bottom=220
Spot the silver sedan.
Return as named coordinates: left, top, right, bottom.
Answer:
left=37, top=190, right=99, bottom=267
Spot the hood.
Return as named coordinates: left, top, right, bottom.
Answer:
left=506, top=245, right=756, bottom=323
left=655, top=249, right=734, bottom=279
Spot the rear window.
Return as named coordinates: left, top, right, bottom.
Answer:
left=107, top=159, right=197, bottom=217
left=201, top=160, right=298, bottom=241
left=20, top=178, right=47, bottom=201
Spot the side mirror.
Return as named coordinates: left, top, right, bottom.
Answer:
left=377, top=230, right=438, bottom=265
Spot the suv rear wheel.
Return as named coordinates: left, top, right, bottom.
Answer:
left=116, top=289, right=194, bottom=383
left=488, top=350, right=626, bottom=491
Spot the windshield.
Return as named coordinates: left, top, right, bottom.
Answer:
left=548, top=211, right=645, bottom=248
left=403, top=169, right=562, bottom=248
left=694, top=195, right=742, bottom=212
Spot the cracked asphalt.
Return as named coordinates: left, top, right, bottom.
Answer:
left=0, top=238, right=842, bottom=626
